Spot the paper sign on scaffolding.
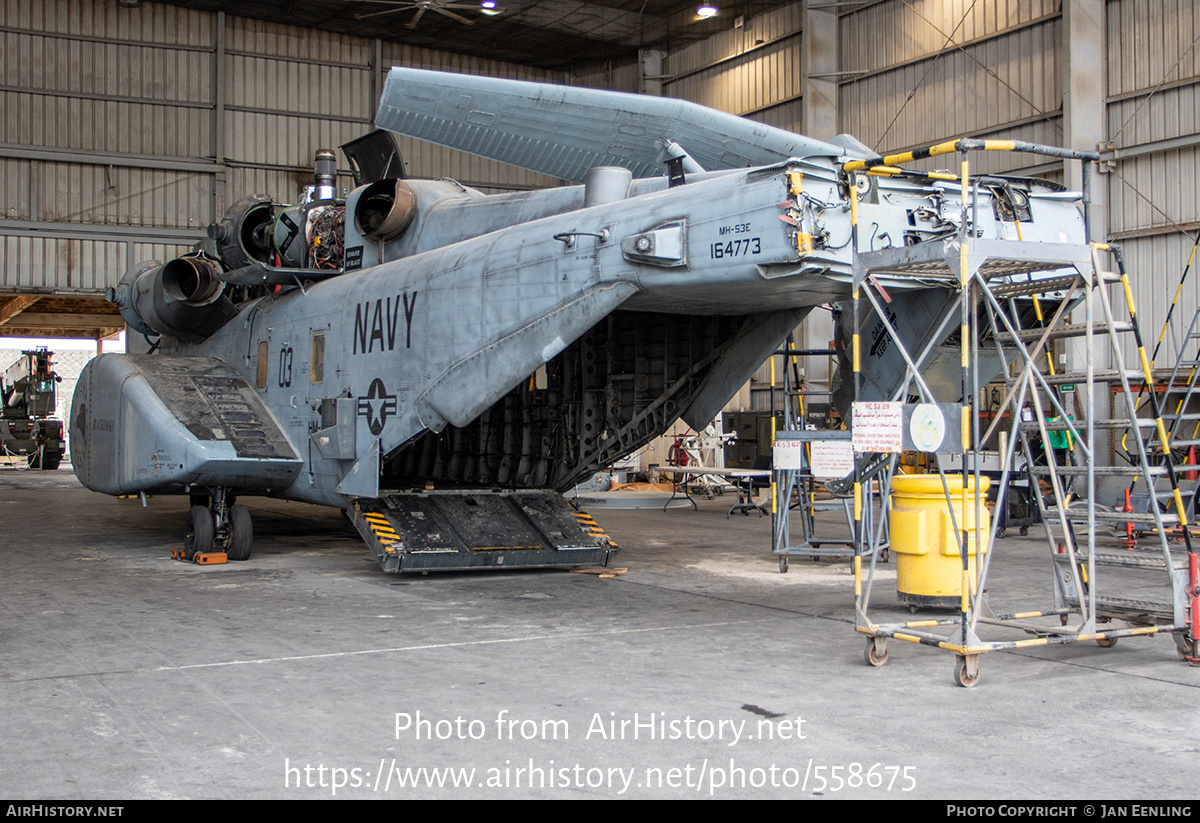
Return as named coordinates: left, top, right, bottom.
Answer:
left=808, top=440, right=855, bottom=478
left=773, top=431, right=854, bottom=478
left=772, top=439, right=806, bottom=470
left=852, top=401, right=963, bottom=454
left=852, top=402, right=903, bottom=453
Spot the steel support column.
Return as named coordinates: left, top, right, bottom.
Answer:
left=800, top=1, right=840, bottom=386
left=1064, top=0, right=1109, bottom=453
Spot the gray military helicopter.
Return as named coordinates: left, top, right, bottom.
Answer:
left=70, top=68, right=1087, bottom=573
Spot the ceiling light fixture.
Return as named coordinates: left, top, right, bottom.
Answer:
left=697, top=5, right=718, bottom=18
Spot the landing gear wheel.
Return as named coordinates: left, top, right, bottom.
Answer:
left=779, top=555, right=788, bottom=573
left=864, top=639, right=889, bottom=667
left=953, top=654, right=981, bottom=687
left=1095, top=636, right=1118, bottom=648
left=184, top=505, right=214, bottom=560
left=226, top=504, right=253, bottom=561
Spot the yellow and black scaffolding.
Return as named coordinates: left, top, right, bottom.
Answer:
left=845, top=139, right=1200, bottom=686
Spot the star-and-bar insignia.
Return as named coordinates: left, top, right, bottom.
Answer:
left=357, top=378, right=398, bottom=436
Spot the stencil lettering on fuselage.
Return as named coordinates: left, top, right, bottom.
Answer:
left=353, top=292, right=419, bottom=355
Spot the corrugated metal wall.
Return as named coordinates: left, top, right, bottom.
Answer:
left=566, top=0, right=1192, bottom=420
left=1106, top=0, right=1200, bottom=365
left=0, top=0, right=214, bottom=294
left=839, top=0, right=1063, bottom=176
left=4, top=0, right=1195, bottom=371
left=573, top=61, right=641, bottom=93
left=0, top=0, right=563, bottom=299
left=651, top=1, right=1067, bottom=177
left=663, top=5, right=805, bottom=132
left=651, top=0, right=1196, bottom=401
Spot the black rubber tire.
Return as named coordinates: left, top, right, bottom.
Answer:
left=779, top=555, right=788, bottom=573
left=226, top=504, right=253, bottom=561
left=185, top=505, right=214, bottom=560
left=1095, top=636, right=1118, bottom=648
left=35, top=450, right=62, bottom=470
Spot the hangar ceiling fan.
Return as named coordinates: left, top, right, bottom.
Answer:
left=348, top=0, right=483, bottom=28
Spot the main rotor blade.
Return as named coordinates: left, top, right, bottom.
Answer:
left=375, top=68, right=853, bottom=183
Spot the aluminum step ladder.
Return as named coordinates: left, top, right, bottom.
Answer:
left=1004, top=245, right=1197, bottom=657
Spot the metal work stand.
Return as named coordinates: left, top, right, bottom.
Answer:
left=768, top=337, right=890, bottom=571
left=845, top=140, right=1199, bottom=686
left=772, top=430, right=889, bottom=572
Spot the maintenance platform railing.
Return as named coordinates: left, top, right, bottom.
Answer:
left=831, top=138, right=1199, bottom=686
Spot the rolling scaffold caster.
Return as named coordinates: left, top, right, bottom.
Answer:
left=864, top=638, right=889, bottom=667
left=1175, top=632, right=1200, bottom=666
left=953, top=654, right=981, bottom=688
left=779, top=555, right=789, bottom=573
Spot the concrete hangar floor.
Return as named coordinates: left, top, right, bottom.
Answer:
left=0, top=469, right=1195, bottom=800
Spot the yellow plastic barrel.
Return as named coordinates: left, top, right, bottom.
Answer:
left=889, top=474, right=991, bottom=609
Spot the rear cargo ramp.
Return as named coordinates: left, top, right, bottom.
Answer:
left=350, top=490, right=618, bottom=573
